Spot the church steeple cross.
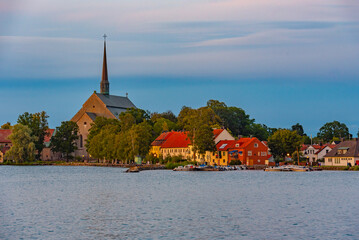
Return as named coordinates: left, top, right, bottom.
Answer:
left=103, top=34, right=107, bottom=42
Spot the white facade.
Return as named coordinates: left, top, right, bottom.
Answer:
left=303, top=145, right=320, bottom=163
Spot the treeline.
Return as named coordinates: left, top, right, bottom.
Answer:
left=1, top=99, right=356, bottom=163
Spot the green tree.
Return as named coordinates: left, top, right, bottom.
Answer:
left=207, top=99, right=254, bottom=137
left=119, top=108, right=150, bottom=124
left=5, top=124, right=36, bottom=163
left=291, top=123, right=305, bottom=136
left=127, top=121, right=153, bottom=159
left=151, top=111, right=177, bottom=123
left=152, top=117, right=178, bottom=136
left=247, top=123, right=270, bottom=141
left=85, top=117, right=120, bottom=150
left=178, top=106, right=220, bottom=160
left=1, top=122, right=12, bottom=129
left=267, top=129, right=302, bottom=161
left=17, top=111, right=49, bottom=160
left=50, top=121, right=79, bottom=162
left=317, top=121, right=350, bottom=142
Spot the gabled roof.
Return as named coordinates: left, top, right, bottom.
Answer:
left=216, top=138, right=257, bottom=151
left=324, top=140, right=359, bottom=158
left=95, top=93, right=136, bottom=118
left=213, top=129, right=224, bottom=139
left=160, top=132, right=191, bottom=148
left=151, top=132, right=176, bottom=146
left=96, top=93, right=136, bottom=109
left=0, top=130, right=12, bottom=143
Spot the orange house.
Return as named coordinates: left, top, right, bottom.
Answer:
left=214, top=137, right=270, bottom=166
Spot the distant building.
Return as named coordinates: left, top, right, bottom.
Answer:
left=207, top=137, right=270, bottom=166
left=150, top=129, right=234, bottom=161
left=71, top=37, right=136, bottom=158
left=324, top=139, right=359, bottom=166
left=0, top=129, right=58, bottom=161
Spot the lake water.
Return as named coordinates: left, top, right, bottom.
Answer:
left=1, top=166, right=359, bottom=240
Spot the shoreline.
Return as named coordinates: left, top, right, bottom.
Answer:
left=1, top=162, right=358, bottom=171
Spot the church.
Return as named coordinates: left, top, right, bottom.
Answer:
left=71, top=36, right=136, bottom=158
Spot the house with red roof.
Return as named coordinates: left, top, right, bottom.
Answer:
left=206, top=137, right=270, bottom=166
left=301, top=144, right=336, bottom=163
left=150, top=129, right=234, bottom=160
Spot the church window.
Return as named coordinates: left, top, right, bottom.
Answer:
left=84, top=122, right=87, bottom=126
left=80, top=135, right=83, bottom=148
left=93, top=105, right=95, bottom=108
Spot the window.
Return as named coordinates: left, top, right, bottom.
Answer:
left=79, top=135, right=83, bottom=148
left=239, top=151, right=243, bottom=156
left=254, top=143, right=258, bottom=148
left=258, top=160, right=260, bottom=163
left=223, top=159, right=225, bottom=163
left=223, top=152, right=226, bottom=156
left=248, top=151, right=252, bottom=156
left=261, top=152, right=267, bottom=156
left=335, top=158, right=340, bottom=164
left=84, top=122, right=87, bottom=126
left=235, top=144, right=239, bottom=147
left=328, top=158, right=332, bottom=162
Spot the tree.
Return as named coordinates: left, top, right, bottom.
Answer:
left=5, top=124, right=36, bottom=163
left=151, top=111, right=177, bottom=123
left=291, top=123, right=305, bottom=136
left=247, top=123, right=270, bottom=141
left=50, top=121, right=79, bottom=162
left=207, top=99, right=254, bottom=137
left=317, top=121, right=350, bottom=142
left=178, top=106, right=220, bottom=160
left=85, top=117, right=120, bottom=150
left=152, top=117, right=178, bottom=136
left=17, top=111, right=49, bottom=159
left=119, top=108, right=150, bottom=124
left=267, top=129, right=302, bottom=161
left=1, top=122, right=12, bottom=129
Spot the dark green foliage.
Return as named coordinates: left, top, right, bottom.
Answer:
left=268, top=129, right=302, bottom=160
left=151, top=111, right=177, bottom=123
left=50, top=121, right=79, bottom=162
left=291, top=123, right=305, bottom=136
left=207, top=100, right=254, bottom=137
left=17, top=111, right=49, bottom=160
left=229, top=160, right=242, bottom=165
left=119, top=108, right=150, bottom=124
left=317, top=121, right=350, bottom=142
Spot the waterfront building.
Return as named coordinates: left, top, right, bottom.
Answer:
left=0, top=129, right=58, bottom=161
left=323, top=139, right=359, bottom=166
left=150, top=129, right=234, bottom=161
left=207, top=137, right=270, bottom=166
left=71, top=36, right=136, bottom=158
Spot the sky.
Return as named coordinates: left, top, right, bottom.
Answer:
left=1, top=0, right=359, bottom=136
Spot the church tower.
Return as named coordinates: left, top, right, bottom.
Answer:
left=100, top=34, right=109, bottom=95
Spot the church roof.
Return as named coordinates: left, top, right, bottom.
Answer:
left=96, top=93, right=136, bottom=109
left=95, top=93, right=136, bottom=118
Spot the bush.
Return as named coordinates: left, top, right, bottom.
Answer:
left=344, top=166, right=350, bottom=171
left=229, top=160, right=242, bottom=165
left=165, top=161, right=196, bottom=169
left=144, top=154, right=160, bottom=164
left=352, top=165, right=359, bottom=171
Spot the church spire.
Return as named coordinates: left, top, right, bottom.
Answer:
left=100, top=34, right=109, bottom=95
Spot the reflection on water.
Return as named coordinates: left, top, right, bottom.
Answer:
left=1, top=166, right=359, bottom=239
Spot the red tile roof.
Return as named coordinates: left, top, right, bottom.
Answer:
left=213, top=129, right=224, bottom=139
left=216, top=138, right=255, bottom=151
left=161, top=131, right=191, bottom=148
left=152, top=129, right=227, bottom=148
left=0, top=130, right=12, bottom=143
left=151, top=131, right=176, bottom=146
left=44, top=129, right=55, bottom=143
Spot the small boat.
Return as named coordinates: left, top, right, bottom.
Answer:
left=264, top=167, right=282, bottom=172
left=126, top=166, right=140, bottom=173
